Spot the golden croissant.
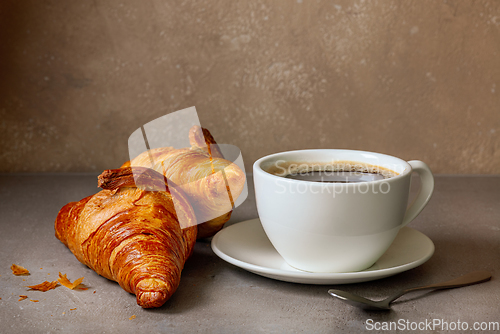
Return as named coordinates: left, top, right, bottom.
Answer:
left=55, top=127, right=246, bottom=308
left=55, top=167, right=197, bottom=308
left=121, top=125, right=246, bottom=238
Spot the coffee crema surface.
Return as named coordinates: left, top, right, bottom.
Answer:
left=264, top=160, right=399, bottom=183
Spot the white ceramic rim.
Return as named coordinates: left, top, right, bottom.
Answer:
left=253, top=149, right=412, bottom=187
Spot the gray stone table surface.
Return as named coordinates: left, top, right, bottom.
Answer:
left=0, top=174, right=499, bottom=333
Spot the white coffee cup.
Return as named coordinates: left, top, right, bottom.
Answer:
left=253, top=149, right=434, bottom=273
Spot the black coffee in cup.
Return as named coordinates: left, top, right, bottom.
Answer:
left=265, top=160, right=398, bottom=183
left=285, top=170, right=386, bottom=183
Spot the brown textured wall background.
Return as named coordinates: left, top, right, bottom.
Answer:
left=0, top=0, right=499, bottom=174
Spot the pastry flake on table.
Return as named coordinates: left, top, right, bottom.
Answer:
left=11, top=264, right=30, bottom=276
left=27, top=280, right=58, bottom=292
left=58, top=272, right=84, bottom=290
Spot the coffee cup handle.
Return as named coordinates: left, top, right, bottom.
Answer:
left=401, top=160, right=434, bottom=227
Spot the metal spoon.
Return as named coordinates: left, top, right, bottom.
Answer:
left=328, top=270, right=492, bottom=310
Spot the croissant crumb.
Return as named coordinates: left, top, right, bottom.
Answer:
left=11, top=264, right=30, bottom=276
left=58, top=272, right=84, bottom=290
left=27, top=281, right=58, bottom=292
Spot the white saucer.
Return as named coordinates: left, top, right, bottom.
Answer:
left=211, top=218, right=434, bottom=285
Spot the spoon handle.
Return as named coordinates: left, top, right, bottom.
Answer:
left=389, top=270, right=492, bottom=304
